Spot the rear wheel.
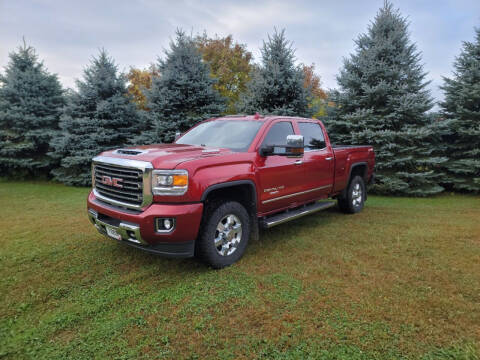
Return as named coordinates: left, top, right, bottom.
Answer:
left=196, top=201, right=250, bottom=269
left=338, top=175, right=365, bottom=214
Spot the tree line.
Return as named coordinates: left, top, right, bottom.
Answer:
left=0, top=2, right=478, bottom=194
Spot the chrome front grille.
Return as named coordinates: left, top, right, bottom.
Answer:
left=92, top=156, right=153, bottom=210
left=94, top=164, right=143, bottom=205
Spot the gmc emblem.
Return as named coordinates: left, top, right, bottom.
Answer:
left=101, top=175, right=123, bottom=188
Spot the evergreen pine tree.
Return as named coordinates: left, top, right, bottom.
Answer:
left=325, top=1, right=445, bottom=196
left=0, top=42, right=64, bottom=177
left=439, top=27, right=480, bottom=193
left=50, top=50, right=143, bottom=186
left=239, top=29, right=314, bottom=117
left=138, top=30, right=225, bottom=144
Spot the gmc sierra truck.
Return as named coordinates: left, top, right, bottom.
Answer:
left=87, top=115, right=375, bottom=268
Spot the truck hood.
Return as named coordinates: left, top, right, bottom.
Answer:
left=98, top=144, right=233, bottom=169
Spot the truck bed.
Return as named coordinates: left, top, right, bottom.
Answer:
left=331, top=145, right=375, bottom=193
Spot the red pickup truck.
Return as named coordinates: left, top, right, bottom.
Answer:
left=87, top=115, right=375, bottom=268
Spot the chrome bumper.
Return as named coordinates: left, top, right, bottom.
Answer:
left=87, top=208, right=147, bottom=245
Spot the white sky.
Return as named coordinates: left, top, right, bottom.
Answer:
left=1, top=0, right=479, bottom=104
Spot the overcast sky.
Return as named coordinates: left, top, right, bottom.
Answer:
left=1, top=0, right=479, bottom=103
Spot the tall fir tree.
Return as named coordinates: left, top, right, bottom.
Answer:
left=439, top=27, right=480, bottom=193
left=50, top=50, right=143, bottom=186
left=239, top=29, right=314, bottom=117
left=138, top=30, right=225, bottom=144
left=325, top=1, right=445, bottom=196
left=0, top=42, right=64, bottom=177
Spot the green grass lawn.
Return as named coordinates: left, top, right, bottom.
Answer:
left=0, top=181, right=479, bottom=359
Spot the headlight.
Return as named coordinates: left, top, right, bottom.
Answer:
left=152, top=170, right=188, bottom=195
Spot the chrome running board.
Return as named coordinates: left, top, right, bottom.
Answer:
left=261, top=201, right=336, bottom=229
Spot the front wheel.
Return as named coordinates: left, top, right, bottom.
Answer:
left=338, top=175, right=366, bottom=214
left=196, top=201, right=250, bottom=269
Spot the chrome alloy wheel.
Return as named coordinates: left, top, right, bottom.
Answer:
left=214, top=214, right=242, bottom=256
left=352, top=183, right=363, bottom=206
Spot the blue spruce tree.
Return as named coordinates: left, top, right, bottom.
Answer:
left=439, top=27, right=480, bottom=193
left=50, top=50, right=143, bottom=186
left=138, top=30, right=225, bottom=144
left=325, top=2, right=445, bottom=196
left=0, top=43, right=64, bottom=178
left=239, top=29, right=313, bottom=117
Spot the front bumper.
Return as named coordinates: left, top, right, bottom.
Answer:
left=87, top=191, right=203, bottom=258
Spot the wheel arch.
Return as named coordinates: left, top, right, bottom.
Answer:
left=341, top=162, right=368, bottom=200
left=201, top=180, right=257, bottom=215
left=348, top=162, right=368, bottom=183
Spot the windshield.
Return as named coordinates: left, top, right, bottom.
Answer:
left=176, top=120, right=263, bottom=152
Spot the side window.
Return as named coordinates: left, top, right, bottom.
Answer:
left=261, top=121, right=294, bottom=153
left=298, top=122, right=326, bottom=150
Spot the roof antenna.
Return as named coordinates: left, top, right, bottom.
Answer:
left=254, top=112, right=261, bottom=120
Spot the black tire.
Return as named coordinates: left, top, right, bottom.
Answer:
left=338, top=175, right=366, bottom=214
left=196, top=200, right=250, bottom=269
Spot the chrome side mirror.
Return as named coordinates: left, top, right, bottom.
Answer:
left=259, top=135, right=305, bottom=157
left=286, top=135, right=304, bottom=157
left=286, top=135, right=304, bottom=148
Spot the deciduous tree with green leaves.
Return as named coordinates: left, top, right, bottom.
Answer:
left=325, top=2, right=445, bottom=196
left=439, top=27, right=480, bottom=193
left=0, top=42, right=64, bottom=178
left=139, top=30, right=226, bottom=144
left=239, top=29, right=314, bottom=117
left=50, top=50, right=143, bottom=186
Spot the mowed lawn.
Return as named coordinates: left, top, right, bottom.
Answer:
left=0, top=182, right=479, bottom=359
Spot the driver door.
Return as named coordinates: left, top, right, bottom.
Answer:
left=256, top=121, right=306, bottom=214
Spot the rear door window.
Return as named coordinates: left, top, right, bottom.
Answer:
left=298, top=122, right=326, bottom=150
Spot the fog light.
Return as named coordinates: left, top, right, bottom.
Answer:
left=155, top=218, right=175, bottom=233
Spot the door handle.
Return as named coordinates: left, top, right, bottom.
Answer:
left=325, top=157, right=333, bottom=161
left=294, top=160, right=303, bottom=165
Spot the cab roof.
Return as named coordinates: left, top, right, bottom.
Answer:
left=213, top=114, right=315, bottom=123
